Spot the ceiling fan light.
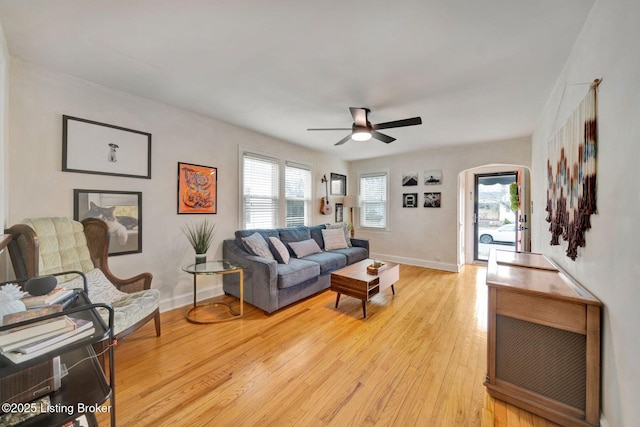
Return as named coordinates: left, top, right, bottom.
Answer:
left=352, top=130, right=371, bottom=141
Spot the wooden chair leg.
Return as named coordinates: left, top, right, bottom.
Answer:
left=154, top=311, right=161, bottom=337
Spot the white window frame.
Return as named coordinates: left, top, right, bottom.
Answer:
left=284, top=161, right=312, bottom=227
left=241, top=151, right=280, bottom=229
left=240, top=149, right=314, bottom=229
left=358, top=170, right=389, bottom=230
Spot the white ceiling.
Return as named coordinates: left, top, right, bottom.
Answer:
left=0, top=0, right=595, bottom=161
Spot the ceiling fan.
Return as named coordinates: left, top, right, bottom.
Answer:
left=307, top=107, right=422, bottom=146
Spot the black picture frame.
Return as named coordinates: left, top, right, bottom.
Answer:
left=63, top=115, right=152, bottom=179
left=74, top=189, right=143, bottom=256
left=330, top=173, right=347, bottom=196
left=335, top=203, right=344, bottom=222
left=424, top=192, right=442, bottom=208
left=177, top=162, right=218, bottom=214
left=403, top=193, right=418, bottom=208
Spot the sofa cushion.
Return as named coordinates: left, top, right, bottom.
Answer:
left=268, top=236, right=290, bottom=264
left=235, top=229, right=279, bottom=254
left=289, top=238, right=322, bottom=258
left=279, top=226, right=311, bottom=254
left=326, top=223, right=352, bottom=247
left=332, top=246, right=369, bottom=265
left=276, top=258, right=320, bottom=289
left=309, top=224, right=326, bottom=250
left=242, top=232, right=275, bottom=260
left=301, top=251, right=347, bottom=274
left=322, top=228, right=349, bottom=251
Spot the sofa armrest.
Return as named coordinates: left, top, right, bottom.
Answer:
left=222, top=239, right=279, bottom=313
left=350, top=238, right=369, bottom=252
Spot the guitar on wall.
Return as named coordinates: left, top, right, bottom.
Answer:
left=321, top=174, right=332, bottom=215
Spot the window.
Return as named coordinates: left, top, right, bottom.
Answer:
left=242, top=153, right=279, bottom=229
left=359, top=171, right=388, bottom=228
left=285, top=162, right=312, bottom=227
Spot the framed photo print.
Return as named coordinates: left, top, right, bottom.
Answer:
left=403, top=193, right=418, bottom=208
left=424, top=169, right=442, bottom=185
left=330, top=173, right=347, bottom=196
left=74, top=189, right=142, bottom=256
left=178, top=162, right=217, bottom=214
left=335, top=203, right=344, bottom=223
left=424, top=192, right=442, bottom=208
left=402, top=172, right=418, bottom=186
left=63, top=115, right=152, bottom=179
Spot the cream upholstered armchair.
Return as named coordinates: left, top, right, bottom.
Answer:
left=4, top=217, right=160, bottom=341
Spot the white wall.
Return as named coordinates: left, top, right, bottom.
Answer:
left=0, top=22, right=8, bottom=230
left=6, top=59, right=348, bottom=310
left=530, top=0, right=640, bottom=424
left=349, top=137, right=530, bottom=271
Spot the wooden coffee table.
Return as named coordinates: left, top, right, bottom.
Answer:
left=330, top=259, right=400, bottom=318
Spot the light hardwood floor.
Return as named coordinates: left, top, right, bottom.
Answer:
left=97, top=264, right=560, bottom=426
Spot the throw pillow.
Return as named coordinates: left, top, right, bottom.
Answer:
left=322, top=228, right=349, bottom=251
left=242, top=232, right=275, bottom=260
left=289, top=238, right=322, bottom=258
left=326, top=223, right=352, bottom=247
left=268, top=236, right=290, bottom=264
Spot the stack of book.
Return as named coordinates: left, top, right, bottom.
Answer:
left=21, top=287, right=76, bottom=309
left=0, top=315, right=95, bottom=363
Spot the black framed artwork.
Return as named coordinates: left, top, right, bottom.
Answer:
left=330, top=173, right=347, bottom=196
left=335, top=203, right=344, bottom=222
left=74, top=189, right=142, bottom=256
left=63, top=115, right=152, bottom=179
left=424, top=192, right=442, bottom=208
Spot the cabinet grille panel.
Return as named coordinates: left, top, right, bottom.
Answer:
left=496, top=315, right=587, bottom=410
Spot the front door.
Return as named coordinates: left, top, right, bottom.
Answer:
left=474, top=172, right=518, bottom=261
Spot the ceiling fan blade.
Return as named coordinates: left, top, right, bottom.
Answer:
left=349, top=107, right=369, bottom=127
left=371, top=131, right=396, bottom=144
left=334, top=134, right=353, bottom=146
left=307, top=128, right=351, bottom=131
left=372, top=116, right=422, bottom=130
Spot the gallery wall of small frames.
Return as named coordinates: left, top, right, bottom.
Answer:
left=402, top=169, right=442, bottom=208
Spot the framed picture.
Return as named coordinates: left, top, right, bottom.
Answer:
left=74, top=189, right=142, bottom=256
left=63, top=115, right=152, bottom=179
left=424, top=169, right=442, bottom=185
left=335, top=203, right=344, bottom=222
left=403, top=193, right=418, bottom=208
left=402, top=172, right=418, bottom=186
left=424, top=192, right=442, bottom=208
left=178, top=162, right=217, bottom=214
left=330, top=173, right=347, bottom=196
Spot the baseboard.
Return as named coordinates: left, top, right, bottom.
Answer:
left=159, top=283, right=223, bottom=312
left=370, top=252, right=459, bottom=273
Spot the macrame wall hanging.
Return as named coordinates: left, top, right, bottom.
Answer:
left=545, top=79, right=600, bottom=260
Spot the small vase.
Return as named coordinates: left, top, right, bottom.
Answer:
left=195, top=254, right=207, bottom=265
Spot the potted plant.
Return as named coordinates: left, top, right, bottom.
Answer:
left=182, top=218, right=216, bottom=265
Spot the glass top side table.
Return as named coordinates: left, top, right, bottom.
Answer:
left=182, top=260, right=245, bottom=323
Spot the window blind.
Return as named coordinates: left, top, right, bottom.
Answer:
left=360, top=172, right=387, bottom=228
left=243, top=153, right=279, bottom=229
left=285, top=161, right=311, bottom=227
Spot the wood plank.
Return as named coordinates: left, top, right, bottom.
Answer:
left=96, top=264, right=558, bottom=427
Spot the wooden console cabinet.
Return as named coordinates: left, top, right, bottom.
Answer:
left=485, top=250, right=601, bottom=427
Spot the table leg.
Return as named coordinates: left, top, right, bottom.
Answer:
left=391, top=284, right=395, bottom=295
left=335, top=293, right=341, bottom=308
left=362, top=301, right=367, bottom=318
left=239, top=269, right=244, bottom=317
left=193, top=274, right=198, bottom=308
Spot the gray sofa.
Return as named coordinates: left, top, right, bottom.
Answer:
left=222, top=224, right=369, bottom=314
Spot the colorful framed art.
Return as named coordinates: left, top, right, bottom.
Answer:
left=177, top=162, right=217, bottom=214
